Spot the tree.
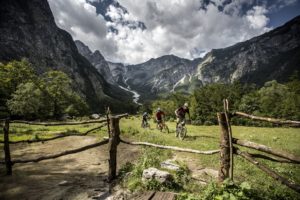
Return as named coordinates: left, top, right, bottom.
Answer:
left=258, top=80, right=300, bottom=120
left=0, top=59, right=35, bottom=95
left=40, top=71, right=89, bottom=118
left=7, top=82, right=47, bottom=119
left=4, top=63, right=89, bottom=119
left=0, top=59, right=36, bottom=117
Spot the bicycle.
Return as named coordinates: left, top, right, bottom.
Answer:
left=141, top=120, right=150, bottom=129
left=157, top=120, right=169, bottom=133
left=176, top=121, right=187, bottom=140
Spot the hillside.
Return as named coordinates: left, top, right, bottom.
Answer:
left=93, top=16, right=300, bottom=101
left=196, top=15, right=300, bottom=86
left=0, top=0, right=133, bottom=113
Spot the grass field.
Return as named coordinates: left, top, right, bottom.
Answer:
left=1, top=116, right=299, bottom=199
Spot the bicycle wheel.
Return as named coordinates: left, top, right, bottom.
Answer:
left=164, top=125, right=169, bottom=133
left=175, top=125, right=180, bottom=137
left=179, top=126, right=187, bottom=140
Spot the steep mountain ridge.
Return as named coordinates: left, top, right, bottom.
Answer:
left=196, top=15, right=300, bottom=85
left=75, top=40, right=115, bottom=84
left=0, top=0, right=132, bottom=112
left=125, top=55, right=201, bottom=99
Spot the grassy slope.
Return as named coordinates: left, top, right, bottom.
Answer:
left=118, top=116, right=300, bottom=198
left=0, top=117, right=299, bottom=198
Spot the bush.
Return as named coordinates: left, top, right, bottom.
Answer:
left=203, top=121, right=214, bottom=126
left=192, top=120, right=202, bottom=126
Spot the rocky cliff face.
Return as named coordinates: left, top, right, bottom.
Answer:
left=196, top=16, right=300, bottom=85
left=75, top=40, right=115, bottom=84
left=0, top=0, right=132, bottom=112
left=107, top=62, right=127, bottom=87
left=125, top=55, right=201, bottom=99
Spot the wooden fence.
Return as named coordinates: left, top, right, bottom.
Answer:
left=0, top=113, right=127, bottom=176
left=218, top=99, right=300, bottom=193
left=1, top=103, right=300, bottom=194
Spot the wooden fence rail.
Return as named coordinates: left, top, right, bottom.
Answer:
left=232, top=138, right=300, bottom=163
left=120, top=139, right=220, bottom=155
left=0, top=114, right=116, bottom=175
left=221, top=99, right=300, bottom=194
left=0, top=139, right=109, bottom=165
left=236, top=148, right=300, bottom=193
left=0, top=123, right=107, bottom=144
left=10, top=119, right=107, bottom=126
left=234, top=111, right=300, bottom=127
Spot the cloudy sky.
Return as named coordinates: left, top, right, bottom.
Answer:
left=48, top=0, right=300, bottom=64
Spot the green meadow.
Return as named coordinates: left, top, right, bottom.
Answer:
left=1, top=116, right=299, bottom=199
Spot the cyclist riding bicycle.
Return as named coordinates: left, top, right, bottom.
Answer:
left=156, top=108, right=165, bottom=130
left=142, top=112, right=149, bottom=127
left=175, top=102, right=190, bottom=128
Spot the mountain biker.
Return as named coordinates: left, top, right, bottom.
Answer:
left=156, top=108, right=165, bottom=130
left=142, top=112, right=149, bottom=127
left=175, top=102, right=190, bottom=128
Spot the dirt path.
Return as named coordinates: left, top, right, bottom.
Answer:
left=0, top=136, right=140, bottom=200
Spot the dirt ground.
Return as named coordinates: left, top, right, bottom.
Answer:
left=0, top=136, right=140, bottom=200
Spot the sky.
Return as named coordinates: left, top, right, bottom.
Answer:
left=48, top=0, right=300, bottom=64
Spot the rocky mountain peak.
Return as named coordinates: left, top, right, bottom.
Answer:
left=195, top=15, right=300, bottom=86
left=75, top=40, right=115, bottom=85
left=0, top=0, right=133, bottom=112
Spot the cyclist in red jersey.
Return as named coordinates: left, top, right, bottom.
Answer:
left=156, top=108, right=165, bottom=128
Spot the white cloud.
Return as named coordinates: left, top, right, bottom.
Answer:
left=48, top=0, right=273, bottom=64
left=246, top=6, right=270, bottom=30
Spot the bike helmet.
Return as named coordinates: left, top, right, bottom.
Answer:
left=157, top=107, right=161, bottom=111
left=184, top=102, right=188, bottom=107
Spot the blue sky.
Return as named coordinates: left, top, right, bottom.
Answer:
left=48, top=0, right=300, bottom=64
left=267, top=1, right=300, bottom=27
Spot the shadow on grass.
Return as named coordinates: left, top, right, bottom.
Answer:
left=184, top=135, right=218, bottom=141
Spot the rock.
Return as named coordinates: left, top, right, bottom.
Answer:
left=0, top=0, right=133, bottom=112
left=90, top=114, right=100, bottom=119
left=197, top=168, right=218, bottom=178
left=142, top=167, right=172, bottom=183
left=58, top=180, right=69, bottom=186
left=160, top=160, right=180, bottom=171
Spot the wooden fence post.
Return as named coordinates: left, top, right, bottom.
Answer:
left=224, top=99, right=233, bottom=180
left=217, top=112, right=230, bottom=182
left=106, top=107, right=111, bottom=137
left=3, top=119, right=12, bottom=175
left=108, top=116, right=120, bottom=182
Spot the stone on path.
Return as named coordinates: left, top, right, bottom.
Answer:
left=160, top=160, right=180, bottom=171
left=142, top=168, right=173, bottom=183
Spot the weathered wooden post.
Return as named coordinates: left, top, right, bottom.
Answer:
left=3, top=118, right=12, bottom=175
left=106, top=107, right=111, bottom=137
left=217, top=112, right=230, bottom=182
left=108, top=116, right=120, bottom=182
left=224, top=99, right=233, bottom=180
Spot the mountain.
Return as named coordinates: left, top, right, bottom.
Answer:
left=75, top=40, right=115, bottom=84
left=125, top=55, right=202, bottom=100
left=75, top=40, right=142, bottom=105
left=107, top=62, right=127, bottom=87
left=116, top=16, right=300, bottom=100
left=195, top=15, right=300, bottom=86
left=0, top=0, right=133, bottom=113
